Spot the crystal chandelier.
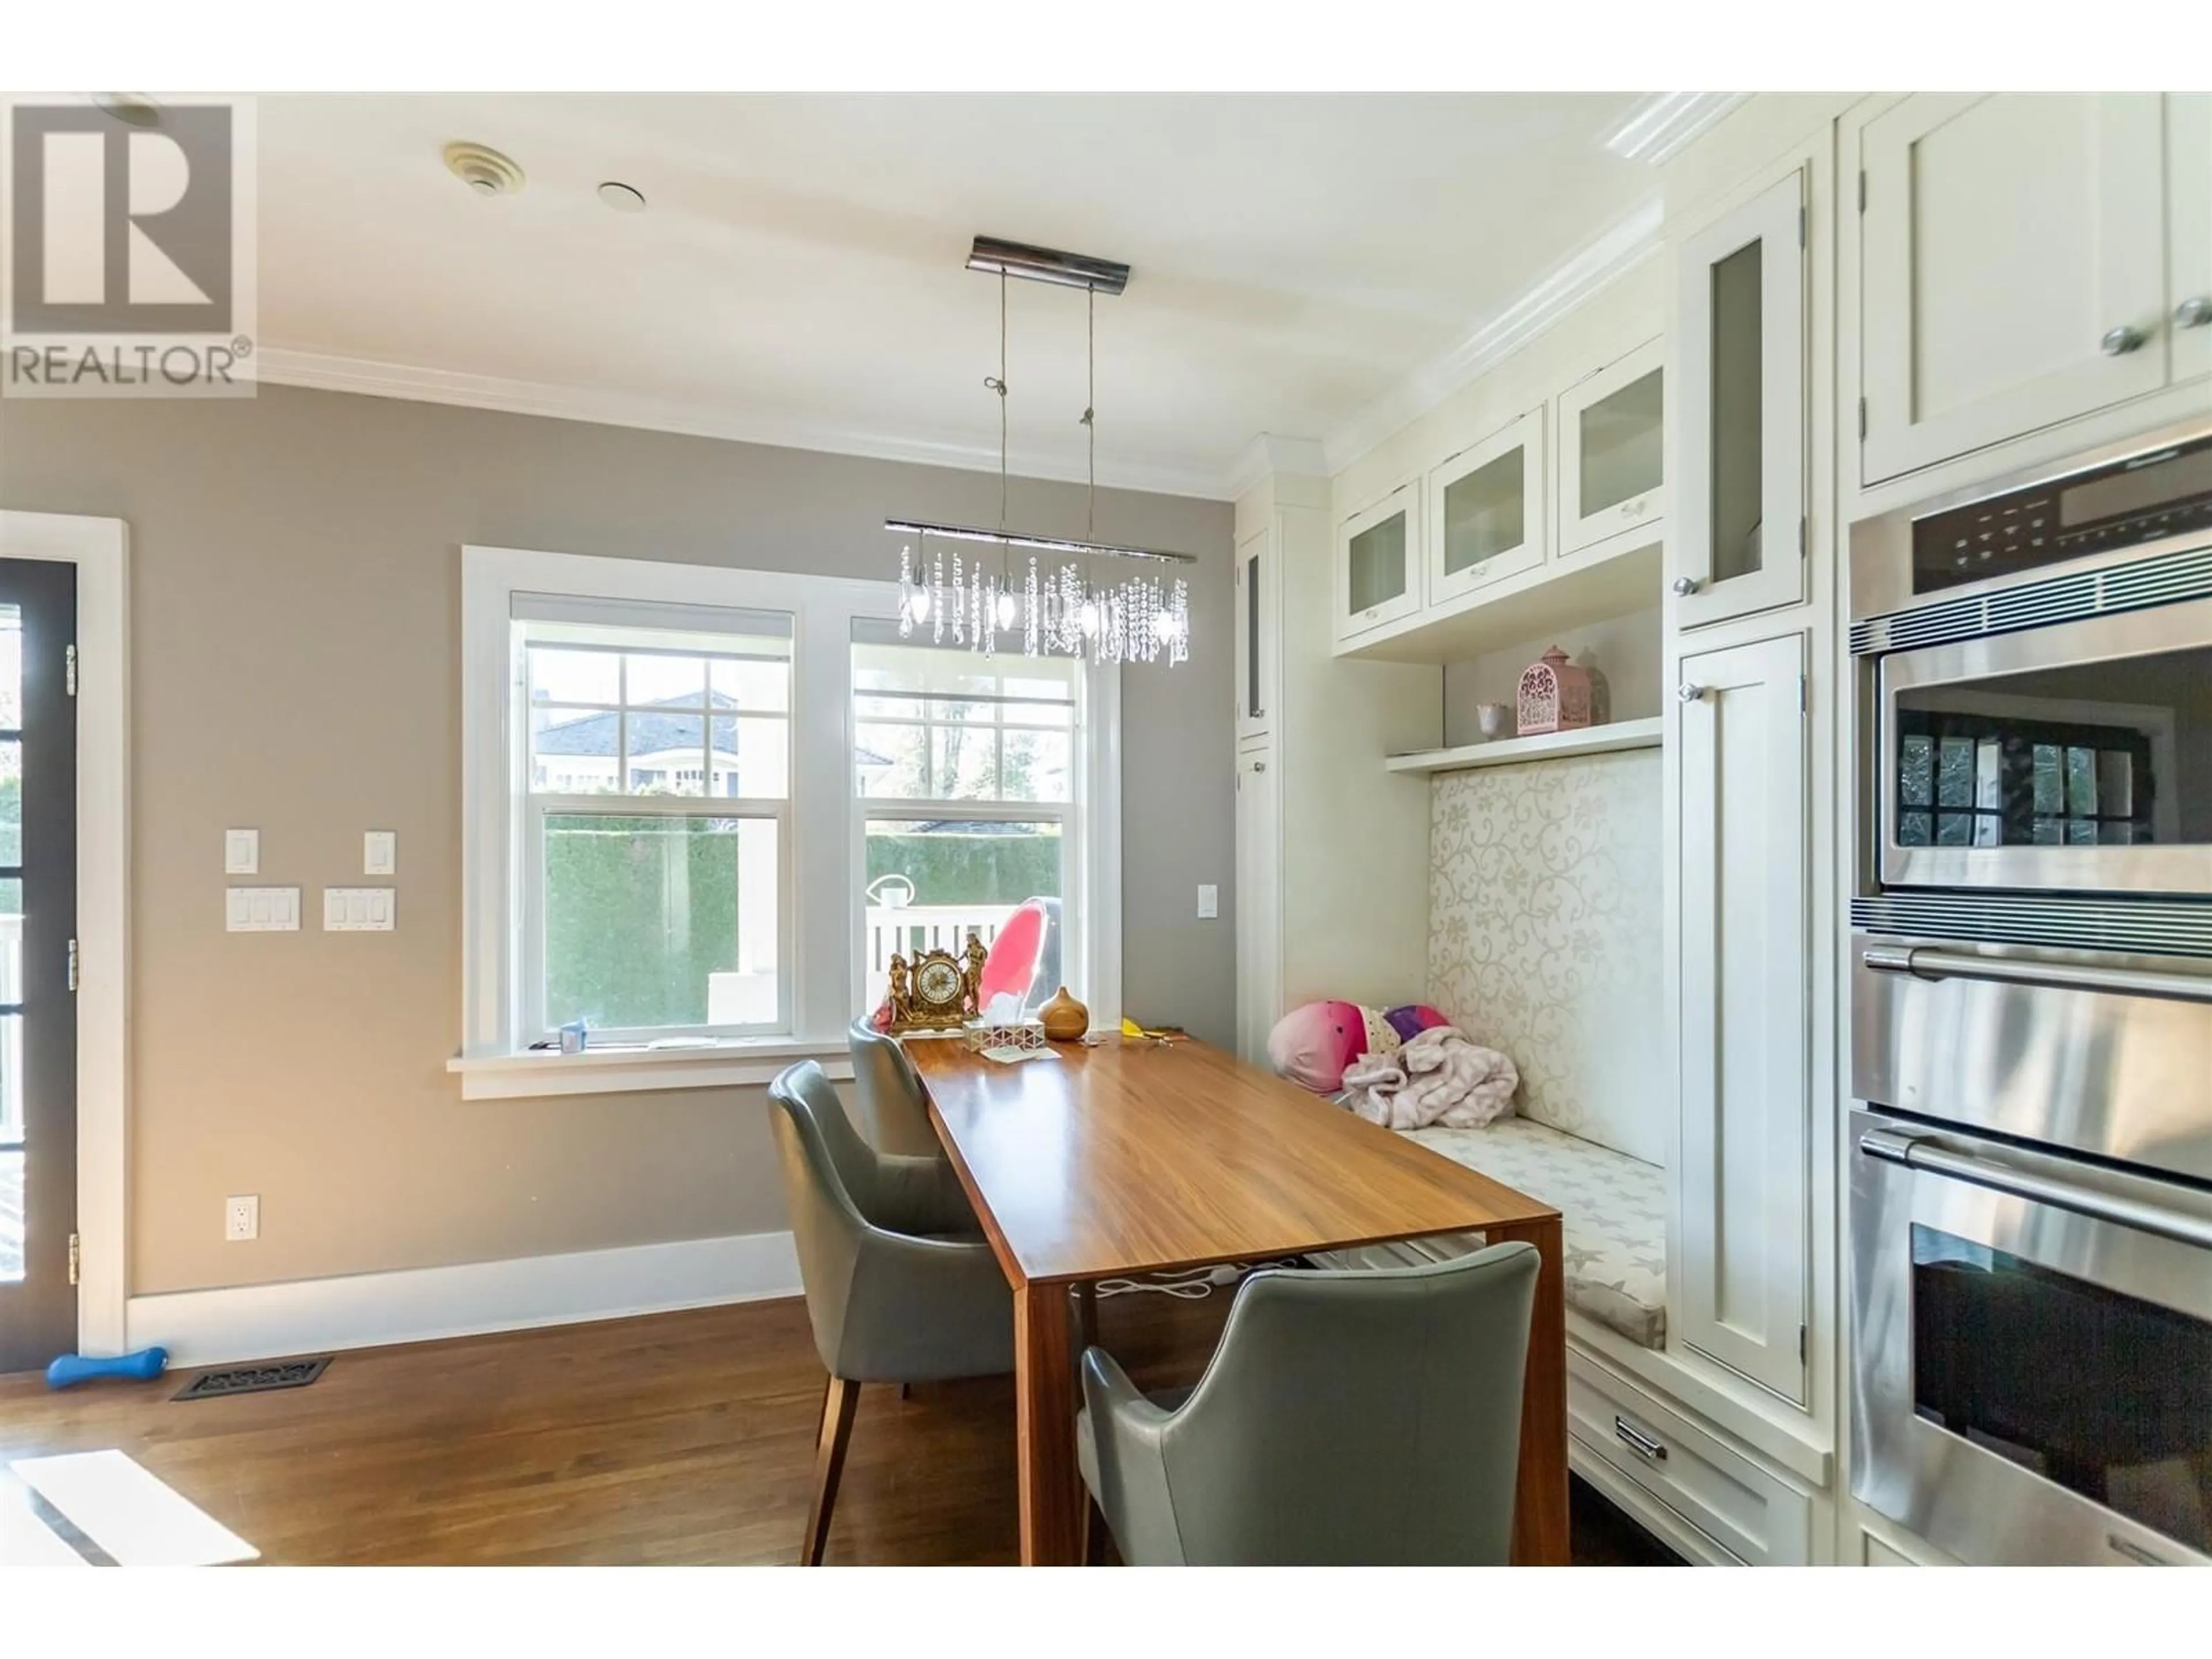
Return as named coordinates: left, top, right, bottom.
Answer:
left=888, top=237, right=1192, bottom=668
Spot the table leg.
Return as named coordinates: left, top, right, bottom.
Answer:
left=1492, top=1214, right=1568, bottom=1565
left=1013, top=1279, right=1082, bottom=1566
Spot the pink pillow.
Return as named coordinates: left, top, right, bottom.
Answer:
left=1266, top=1001, right=1369, bottom=1094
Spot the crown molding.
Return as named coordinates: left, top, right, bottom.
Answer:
left=1320, top=197, right=1664, bottom=478
left=1601, top=92, right=1752, bottom=166
left=1225, top=432, right=1330, bottom=499
left=252, top=347, right=1234, bottom=502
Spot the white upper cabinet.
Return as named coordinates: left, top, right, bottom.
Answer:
left=1334, top=481, right=1422, bottom=643
left=1233, top=522, right=1276, bottom=743
left=2169, top=93, right=2211, bottom=387
left=1675, top=629, right=1809, bottom=1405
left=1674, top=168, right=1809, bottom=629
left=1558, top=338, right=1666, bottom=560
left=1425, top=407, right=1547, bottom=607
left=1858, top=93, right=2168, bottom=484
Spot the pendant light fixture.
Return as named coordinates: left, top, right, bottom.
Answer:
left=891, top=237, right=1192, bottom=667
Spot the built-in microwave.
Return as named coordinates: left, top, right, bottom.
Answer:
left=1851, top=421, right=2212, bottom=917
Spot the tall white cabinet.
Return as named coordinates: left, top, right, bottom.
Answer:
left=1664, top=131, right=1836, bottom=1444
left=1234, top=467, right=1437, bottom=1065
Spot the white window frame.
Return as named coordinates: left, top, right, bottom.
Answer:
left=848, top=631, right=1121, bottom=1029
left=454, top=544, right=1120, bottom=1099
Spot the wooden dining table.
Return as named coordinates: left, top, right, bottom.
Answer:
left=906, top=1032, right=1567, bottom=1566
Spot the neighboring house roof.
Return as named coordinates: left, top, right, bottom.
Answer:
left=534, top=691, right=740, bottom=758
left=532, top=691, right=892, bottom=770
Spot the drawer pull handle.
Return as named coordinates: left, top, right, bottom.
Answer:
left=1615, top=1415, right=1668, bottom=1462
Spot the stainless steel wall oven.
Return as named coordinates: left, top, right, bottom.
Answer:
left=1849, top=419, right=2212, bottom=1566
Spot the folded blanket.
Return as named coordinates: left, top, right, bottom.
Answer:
left=1340, top=1024, right=1517, bottom=1130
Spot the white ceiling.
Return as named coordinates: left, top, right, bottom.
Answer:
left=251, top=93, right=1666, bottom=497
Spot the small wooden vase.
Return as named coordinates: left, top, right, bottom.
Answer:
left=1038, top=986, right=1089, bottom=1042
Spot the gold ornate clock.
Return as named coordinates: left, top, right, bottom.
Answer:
left=885, top=934, right=987, bottom=1033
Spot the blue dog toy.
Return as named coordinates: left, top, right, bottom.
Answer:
left=45, top=1347, right=168, bottom=1389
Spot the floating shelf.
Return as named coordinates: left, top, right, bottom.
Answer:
left=1385, top=716, right=1665, bottom=775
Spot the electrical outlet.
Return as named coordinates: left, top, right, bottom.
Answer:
left=225, top=1194, right=259, bottom=1242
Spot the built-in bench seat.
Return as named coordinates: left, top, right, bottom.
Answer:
left=1309, top=1117, right=1666, bottom=1350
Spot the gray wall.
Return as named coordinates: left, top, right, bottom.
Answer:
left=0, top=384, right=1233, bottom=1294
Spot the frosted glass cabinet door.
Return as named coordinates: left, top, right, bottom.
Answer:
left=1335, top=482, right=1421, bottom=642
left=1426, top=408, right=1547, bottom=607
left=1675, top=630, right=1809, bottom=1404
left=1859, top=93, right=2166, bottom=484
left=1558, top=339, right=1666, bottom=559
left=1673, top=168, right=1808, bottom=629
left=1233, top=523, right=1275, bottom=742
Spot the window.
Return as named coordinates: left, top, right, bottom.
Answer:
left=522, top=615, right=793, bottom=1037
left=459, top=545, right=1121, bottom=1097
left=851, top=625, right=1085, bottom=1015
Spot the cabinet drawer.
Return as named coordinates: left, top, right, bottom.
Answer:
left=1566, top=1353, right=1812, bottom=1566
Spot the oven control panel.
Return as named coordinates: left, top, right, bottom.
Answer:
left=1912, top=432, right=2212, bottom=594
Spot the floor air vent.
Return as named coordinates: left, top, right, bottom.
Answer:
left=173, top=1357, right=332, bottom=1402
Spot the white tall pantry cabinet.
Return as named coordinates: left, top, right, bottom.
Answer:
left=1232, top=467, right=1437, bottom=1065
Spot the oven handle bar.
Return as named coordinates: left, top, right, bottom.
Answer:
left=1859, top=1128, right=2212, bottom=1251
left=1862, top=944, right=2212, bottom=1005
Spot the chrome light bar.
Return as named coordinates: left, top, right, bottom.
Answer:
left=883, top=518, right=1194, bottom=565
left=965, top=236, right=1131, bottom=296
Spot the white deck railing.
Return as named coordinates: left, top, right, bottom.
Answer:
left=862, top=903, right=1020, bottom=1009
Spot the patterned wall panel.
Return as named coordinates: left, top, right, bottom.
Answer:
left=1427, top=749, right=1665, bottom=1165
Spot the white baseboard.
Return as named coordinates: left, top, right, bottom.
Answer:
left=124, top=1230, right=801, bottom=1367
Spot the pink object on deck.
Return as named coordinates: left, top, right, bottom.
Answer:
left=979, top=899, right=1048, bottom=1009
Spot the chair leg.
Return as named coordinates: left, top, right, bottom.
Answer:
left=899, top=1382, right=911, bottom=1402
left=801, top=1374, right=862, bottom=1566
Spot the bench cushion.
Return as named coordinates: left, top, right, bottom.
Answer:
left=1311, top=1118, right=1666, bottom=1350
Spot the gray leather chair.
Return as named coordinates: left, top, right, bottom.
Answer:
left=767, top=1060, right=1013, bottom=1565
left=1077, top=1241, right=1539, bottom=1565
left=846, top=1017, right=941, bottom=1156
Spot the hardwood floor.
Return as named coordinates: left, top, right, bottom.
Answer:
left=0, top=1289, right=1676, bottom=1566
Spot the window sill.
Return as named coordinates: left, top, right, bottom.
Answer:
left=448, top=1037, right=852, bottom=1101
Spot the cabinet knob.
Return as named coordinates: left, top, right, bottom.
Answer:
left=1251, top=760, right=1267, bottom=772
left=2100, top=324, right=2148, bottom=357
left=2177, top=297, right=2212, bottom=332
left=1670, top=576, right=1700, bottom=597
left=1676, top=683, right=1705, bottom=703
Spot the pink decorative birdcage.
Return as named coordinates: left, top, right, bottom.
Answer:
left=1516, top=645, right=1593, bottom=736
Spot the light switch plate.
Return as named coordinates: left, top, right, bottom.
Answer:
left=362, top=831, right=396, bottom=876
left=224, top=829, right=259, bottom=876
left=324, top=887, right=395, bottom=931
left=225, top=887, right=298, bottom=931
left=1196, top=883, right=1219, bottom=920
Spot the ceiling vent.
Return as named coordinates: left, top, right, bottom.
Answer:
left=442, top=141, right=525, bottom=198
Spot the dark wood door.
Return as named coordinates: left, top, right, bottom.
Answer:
left=0, top=558, right=77, bottom=1373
